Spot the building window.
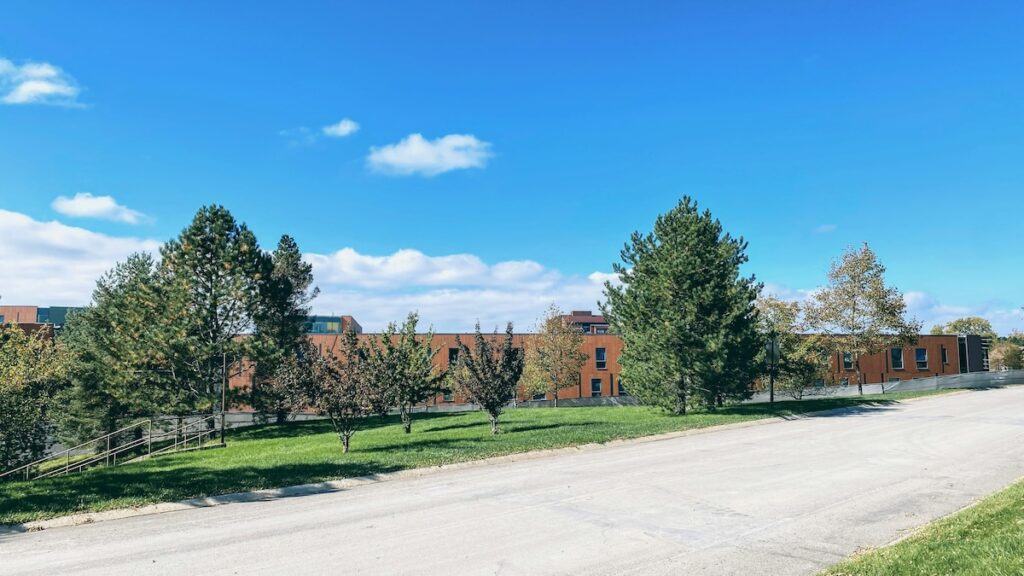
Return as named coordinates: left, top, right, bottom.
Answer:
left=448, top=348, right=459, bottom=367
left=888, top=377, right=902, bottom=383
left=594, top=326, right=608, bottom=335
left=590, top=378, right=602, bottom=397
left=618, top=377, right=628, bottom=396
left=533, top=391, right=546, bottom=400
left=891, top=348, right=905, bottom=370
left=842, top=352, right=853, bottom=370
left=915, top=348, right=928, bottom=370
left=813, top=378, right=825, bottom=387
left=941, top=346, right=948, bottom=364
left=840, top=378, right=850, bottom=387
left=442, top=390, right=453, bottom=402
left=0, top=315, right=4, bottom=323
left=595, top=347, right=607, bottom=370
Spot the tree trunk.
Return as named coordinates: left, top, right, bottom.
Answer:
left=275, top=408, right=287, bottom=425
left=674, top=377, right=687, bottom=415
left=342, top=433, right=350, bottom=453
left=401, top=406, right=411, bottom=434
left=489, top=413, right=500, bottom=434
left=553, top=390, right=558, bottom=408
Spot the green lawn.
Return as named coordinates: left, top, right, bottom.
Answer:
left=0, top=390, right=948, bottom=525
left=822, top=477, right=1024, bottom=576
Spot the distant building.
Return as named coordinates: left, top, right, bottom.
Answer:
left=304, top=315, right=363, bottom=335
left=562, top=310, right=610, bottom=335
left=0, top=305, right=83, bottom=332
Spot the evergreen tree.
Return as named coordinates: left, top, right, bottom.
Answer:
left=451, top=323, right=523, bottom=434
left=251, top=235, right=319, bottom=423
left=58, top=254, right=189, bottom=442
left=394, top=312, right=441, bottom=434
left=159, top=205, right=274, bottom=412
left=601, top=197, right=762, bottom=414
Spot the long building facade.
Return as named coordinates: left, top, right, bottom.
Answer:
left=4, top=304, right=992, bottom=402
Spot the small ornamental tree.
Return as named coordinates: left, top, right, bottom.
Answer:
left=364, top=322, right=400, bottom=420
left=519, top=304, right=588, bottom=407
left=452, top=323, right=524, bottom=434
left=804, top=243, right=921, bottom=395
left=394, top=313, right=442, bottom=433
left=308, top=329, right=367, bottom=454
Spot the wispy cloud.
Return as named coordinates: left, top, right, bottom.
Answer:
left=0, top=58, right=82, bottom=106
left=367, top=133, right=492, bottom=176
left=278, top=126, right=318, bottom=147
left=322, top=118, right=359, bottom=138
left=813, top=224, right=837, bottom=234
left=51, top=193, right=148, bottom=224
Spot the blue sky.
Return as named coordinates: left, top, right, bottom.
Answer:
left=1, top=1, right=1022, bottom=333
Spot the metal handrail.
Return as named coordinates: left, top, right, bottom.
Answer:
left=1, top=413, right=225, bottom=482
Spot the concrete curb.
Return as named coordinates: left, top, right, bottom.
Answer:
left=0, top=390, right=962, bottom=535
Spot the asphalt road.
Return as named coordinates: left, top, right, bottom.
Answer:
left=5, top=387, right=1024, bottom=575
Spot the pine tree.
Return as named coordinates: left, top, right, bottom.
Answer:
left=601, top=197, right=762, bottom=414
left=251, top=235, right=320, bottom=423
left=159, top=205, right=273, bottom=412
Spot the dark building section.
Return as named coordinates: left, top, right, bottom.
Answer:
left=958, top=335, right=992, bottom=373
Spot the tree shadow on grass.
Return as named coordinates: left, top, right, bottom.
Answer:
left=230, top=414, right=405, bottom=441
left=0, top=458, right=405, bottom=530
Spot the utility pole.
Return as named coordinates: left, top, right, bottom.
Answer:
left=221, top=351, right=227, bottom=446
left=767, top=333, right=778, bottom=404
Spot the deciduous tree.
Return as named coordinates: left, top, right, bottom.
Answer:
left=393, top=313, right=441, bottom=433
left=0, top=323, right=69, bottom=471
left=804, top=243, right=921, bottom=395
left=519, top=304, right=587, bottom=407
left=929, top=317, right=997, bottom=339
left=451, top=323, right=523, bottom=434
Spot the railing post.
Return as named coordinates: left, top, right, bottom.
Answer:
left=106, top=436, right=111, bottom=467
left=66, top=451, right=70, bottom=475
left=148, top=420, right=152, bottom=459
left=220, top=413, right=226, bottom=446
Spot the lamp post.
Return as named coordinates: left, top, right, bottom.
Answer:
left=766, top=333, right=780, bottom=404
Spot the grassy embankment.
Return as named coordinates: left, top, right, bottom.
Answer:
left=822, top=476, right=1024, bottom=576
left=1, top=390, right=948, bottom=525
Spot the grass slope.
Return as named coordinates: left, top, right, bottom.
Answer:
left=1, top=391, right=946, bottom=525
left=822, top=477, right=1024, bottom=576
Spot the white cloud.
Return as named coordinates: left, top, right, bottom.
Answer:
left=322, top=118, right=359, bottom=138
left=0, top=58, right=81, bottom=106
left=51, top=193, right=148, bottom=224
left=0, top=209, right=160, bottom=305
left=305, top=248, right=559, bottom=291
left=306, top=247, right=607, bottom=331
left=813, top=224, right=837, bottom=234
left=367, top=133, right=492, bottom=176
